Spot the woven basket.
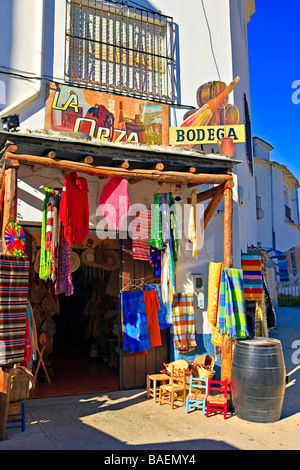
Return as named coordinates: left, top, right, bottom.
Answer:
left=9, top=366, right=36, bottom=403
left=191, top=354, right=216, bottom=380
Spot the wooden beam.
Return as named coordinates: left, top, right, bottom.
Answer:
left=203, top=184, right=226, bottom=229
left=4, top=151, right=234, bottom=186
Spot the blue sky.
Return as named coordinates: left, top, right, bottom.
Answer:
left=247, top=0, right=300, bottom=184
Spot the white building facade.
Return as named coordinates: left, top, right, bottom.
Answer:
left=0, top=0, right=261, bottom=373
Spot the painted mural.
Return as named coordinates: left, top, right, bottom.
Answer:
left=45, top=83, right=169, bottom=145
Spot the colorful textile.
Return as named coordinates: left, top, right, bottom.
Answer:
left=145, top=283, right=172, bottom=330
left=172, top=292, right=197, bottom=353
left=132, top=210, right=151, bottom=260
left=264, top=248, right=289, bottom=284
left=169, top=192, right=180, bottom=274
left=99, top=177, right=130, bottom=232
left=218, top=268, right=249, bottom=339
left=55, top=225, right=74, bottom=296
left=0, top=256, right=30, bottom=364
left=149, top=193, right=162, bottom=249
left=188, top=190, right=203, bottom=258
left=247, top=246, right=267, bottom=276
left=143, top=290, right=162, bottom=347
left=59, top=172, right=89, bottom=246
left=40, top=188, right=61, bottom=281
left=207, top=262, right=223, bottom=325
left=241, top=253, right=263, bottom=300
left=149, top=247, right=161, bottom=277
left=121, top=290, right=151, bottom=354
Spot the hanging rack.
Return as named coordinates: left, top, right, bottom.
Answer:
left=120, top=274, right=160, bottom=292
left=153, top=182, right=173, bottom=194
left=39, top=176, right=64, bottom=189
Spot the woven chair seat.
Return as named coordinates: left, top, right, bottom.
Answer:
left=187, top=392, right=206, bottom=400
left=207, top=395, right=227, bottom=404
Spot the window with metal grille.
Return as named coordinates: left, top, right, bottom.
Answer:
left=65, top=0, right=176, bottom=103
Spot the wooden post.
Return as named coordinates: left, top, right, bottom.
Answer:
left=1, top=160, right=19, bottom=252
left=221, top=177, right=233, bottom=387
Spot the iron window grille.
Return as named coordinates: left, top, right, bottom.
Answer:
left=65, top=0, right=176, bottom=103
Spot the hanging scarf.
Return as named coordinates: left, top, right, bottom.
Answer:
left=40, top=188, right=61, bottom=282
left=188, top=190, right=203, bottom=258
left=149, top=193, right=162, bottom=249
left=99, top=177, right=130, bottom=232
left=218, top=268, right=249, bottom=339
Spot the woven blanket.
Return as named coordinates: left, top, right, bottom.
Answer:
left=241, top=253, right=263, bottom=300
left=0, top=256, right=30, bottom=364
left=265, top=248, right=289, bottom=284
left=145, top=283, right=172, bottom=330
left=218, top=268, right=249, bottom=339
left=121, top=290, right=151, bottom=354
left=172, top=293, right=197, bottom=353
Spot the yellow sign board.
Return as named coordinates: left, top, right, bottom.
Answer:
left=169, top=125, right=245, bottom=146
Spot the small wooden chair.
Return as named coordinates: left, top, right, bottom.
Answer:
left=158, top=365, right=187, bottom=409
left=206, top=379, right=228, bottom=419
left=186, top=376, right=208, bottom=415
left=147, top=373, right=170, bottom=402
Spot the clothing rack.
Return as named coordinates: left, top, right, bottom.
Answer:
left=120, top=274, right=160, bottom=292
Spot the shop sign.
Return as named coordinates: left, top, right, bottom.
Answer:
left=169, top=124, right=245, bottom=145
left=44, top=83, right=169, bottom=145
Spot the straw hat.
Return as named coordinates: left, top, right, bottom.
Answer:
left=102, top=250, right=119, bottom=271
left=81, top=248, right=99, bottom=267
left=70, top=251, right=80, bottom=273
left=33, top=249, right=41, bottom=273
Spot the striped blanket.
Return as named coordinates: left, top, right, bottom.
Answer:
left=241, top=253, right=263, bottom=300
left=121, top=290, right=151, bottom=354
left=172, top=293, right=197, bottom=353
left=0, top=256, right=30, bottom=364
left=218, top=268, right=249, bottom=339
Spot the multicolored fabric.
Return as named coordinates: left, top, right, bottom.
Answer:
left=145, top=283, right=172, bottom=330
left=132, top=210, right=151, bottom=261
left=40, top=188, right=61, bottom=281
left=241, top=253, right=263, bottom=300
left=149, top=193, right=162, bottom=249
left=0, top=256, right=30, bottom=364
left=264, top=248, right=289, bottom=285
left=218, top=268, right=249, bottom=339
left=55, top=225, right=74, bottom=296
left=121, top=290, right=151, bottom=354
left=172, top=293, right=197, bottom=353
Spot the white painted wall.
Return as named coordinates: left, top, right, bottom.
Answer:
left=1, top=0, right=259, bottom=337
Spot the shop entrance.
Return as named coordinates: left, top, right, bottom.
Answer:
left=30, top=243, right=120, bottom=398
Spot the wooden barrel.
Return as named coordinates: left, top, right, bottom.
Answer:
left=196, top=81, right=229, bottom=108
left=231, top=338, right=286, bottom=423
left=219, top=104, right=240, bottom=125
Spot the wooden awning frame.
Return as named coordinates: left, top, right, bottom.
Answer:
left=0, top=139, right=234, bottom=396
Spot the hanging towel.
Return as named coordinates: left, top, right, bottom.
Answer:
left=241, top=253, right=263, bottom=300
left=145, top=283, right=172, bottom=330
left=121, top=290, right=151, bottom=354
left=188, top=191, right=203, bottom=258
left=218, top=268, right=249, bottom=339
left=172, top=292, right=197, bottom=353
left=149, top=193, right=162, bottom=249
left=59, top=172, right=89, bottom=246
left=143, top=290, right=162, bottom=347
left=0, top=256, right=30, bottom=365
left=39, top=187, right=52, bottom=280
left=99, top=177, right=131, bottom=232
left=132, top=209, right=151, bottom=260
left=207, top=262, right=223, bottom=325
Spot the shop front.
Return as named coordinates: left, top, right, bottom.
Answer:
left=0, top=126, right=238, bottom=405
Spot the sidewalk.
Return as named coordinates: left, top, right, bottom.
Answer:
left=0, top=307, right=299, bottom=451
